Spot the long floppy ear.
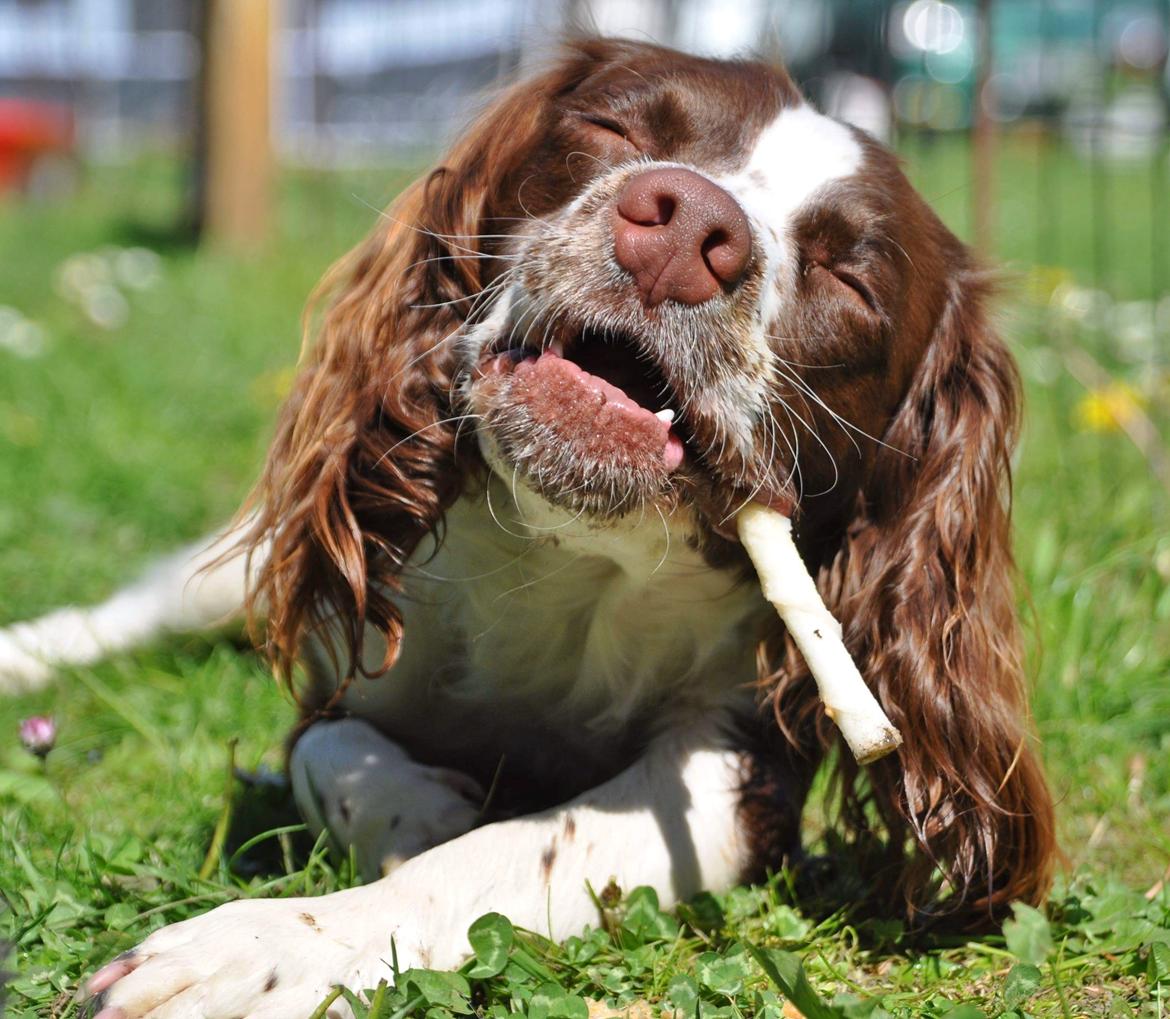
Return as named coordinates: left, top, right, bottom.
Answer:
left=242, top=178, right=464, bottom=692
left=846, top=270, right=1056, bottom=923
left=241, top=59, right=588, bottom=694
left=770, top=269, right=1057, bottom=926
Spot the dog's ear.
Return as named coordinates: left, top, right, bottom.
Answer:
left=769, top=269, right=1057, bottom=925
left=846, top=270, right=1056, bottom=923
left=241, top=59, right=592, bottom=692
left=244, top=178, right=465, bottom=692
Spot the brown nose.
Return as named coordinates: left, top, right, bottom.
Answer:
left=612, top=168, right=752, bottom=306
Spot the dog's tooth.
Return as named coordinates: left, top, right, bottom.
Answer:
left=548, top=338, right=565, bottom=357
left=655, top=409, right=675, bottom=424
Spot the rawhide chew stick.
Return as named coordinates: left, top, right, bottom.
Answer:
left=736, top=503, right=902, bottom=765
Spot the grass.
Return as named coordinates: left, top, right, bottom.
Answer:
left=0, top=134, right=1168, bottom=1018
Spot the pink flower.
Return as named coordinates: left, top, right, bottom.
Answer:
left=19, top=715, right=56, bottom=758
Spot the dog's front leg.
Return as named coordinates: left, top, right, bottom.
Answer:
left=85, top=715, right=757, bottom=1019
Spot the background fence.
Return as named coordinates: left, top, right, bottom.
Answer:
left=1, top=1, right=1167, bottom=276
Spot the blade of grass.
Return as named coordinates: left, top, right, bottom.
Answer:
left=198, top=738, right=238, bottom=881
left=307, top=986, right=344, bottom=1019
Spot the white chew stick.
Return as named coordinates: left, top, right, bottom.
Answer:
left=737, top=503, right=902, bottom=765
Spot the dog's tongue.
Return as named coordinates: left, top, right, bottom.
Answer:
left=508, top=350, right=684, bottom=470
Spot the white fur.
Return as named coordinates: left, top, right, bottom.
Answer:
left=0, top=526, right=257, bottom=694
left=2, top=475, right=762, bottom=1019
left=722, top=103, right=865, bottom=327
left=333, top=475, right=763, bottom=743
left=92, top=715, right=749, bottom=1018
left=290, top=718, right=484, bottom=881
left=9, top=478, right=765, bottom=1018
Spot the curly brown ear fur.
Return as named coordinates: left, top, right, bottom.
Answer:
left=768, top=270, right=1056, bottom=927
left=243, top=177, right=465, bottom=693
left=242, top=48, right=609, bottom=692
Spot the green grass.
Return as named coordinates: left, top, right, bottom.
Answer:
left=1, top=136, right=1168, bottom=1018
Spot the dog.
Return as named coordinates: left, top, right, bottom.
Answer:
left=0, top=38, right=1056, bottom=1019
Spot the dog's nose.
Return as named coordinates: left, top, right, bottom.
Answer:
left=613, top=168, right=752, bottom=306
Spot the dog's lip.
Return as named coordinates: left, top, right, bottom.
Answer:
left=478, top=313, right=690, bottom=470
left=485, top=346, right=686, bottom=471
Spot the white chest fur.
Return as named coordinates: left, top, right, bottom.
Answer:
left=341, top=478, right=764, bottom=746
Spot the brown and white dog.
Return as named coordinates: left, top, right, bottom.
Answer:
left=0, top=39, right=1056, bottom=1019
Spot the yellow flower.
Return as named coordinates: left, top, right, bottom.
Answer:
left=1074, top=381, right=1145, bottom=433
left=1026, top=266, right=1072, bottom=305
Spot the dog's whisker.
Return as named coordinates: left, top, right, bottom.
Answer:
left=768, top=354, right=913, bottom=460
left=771, top=361, right=862, bottom=462
left=488, top=551, right=587, bottom=605
left=483, top=475, right=537, bottom=542
left=372, top=414, right=484, bottom=471
left=402, top=252, right=525, bottom=275
left=648, top=503, right=673, bottom=578
left=776, top=381, right=841, bottom=499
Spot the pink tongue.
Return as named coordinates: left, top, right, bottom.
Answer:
left=509, top=351, right=683, bottom=470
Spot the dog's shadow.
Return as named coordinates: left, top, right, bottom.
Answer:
left=224, top=767, right=318, bottom=878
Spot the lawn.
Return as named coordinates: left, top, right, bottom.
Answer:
left=1, top=136, right=1168, bottom=1018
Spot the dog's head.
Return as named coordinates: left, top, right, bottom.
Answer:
left=248, top=39, right=1055, bottom=926
left=454, top=43, right=959, bottom=539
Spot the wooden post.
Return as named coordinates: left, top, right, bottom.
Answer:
left=197, top=0, right=274, bottom=249
left=972, top=0, right=996, bottom=258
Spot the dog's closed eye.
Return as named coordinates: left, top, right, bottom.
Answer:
left=805, top=261, right=877, bottom=312
left=572, top=113, right=641, bottom=160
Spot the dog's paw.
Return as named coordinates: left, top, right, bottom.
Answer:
left=81, top=892, right=412, bottom=1018
left=290, top=717, right=484, bottom=880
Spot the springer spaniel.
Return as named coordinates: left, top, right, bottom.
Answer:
left=0, top=39, right=1056, bottom=1019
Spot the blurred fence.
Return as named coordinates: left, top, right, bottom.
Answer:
left=0, top=0, right=1168, bottom=300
